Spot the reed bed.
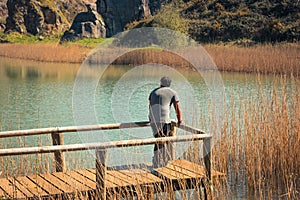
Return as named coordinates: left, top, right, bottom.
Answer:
left=0, top=42, right=299, bottom=76
left=213, top=75, right=300, bottom=199
left=0, top=43, right=89, bottom=63
left=204, top=43, right=300, bottom=77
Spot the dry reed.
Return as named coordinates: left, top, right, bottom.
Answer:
left=0, top=43, right=89, bottom=63
left=204, top=43, right=300, bottom=77
left=0, top=42, right=298, bottom=76
left=213, top=75, right=300, bottom=199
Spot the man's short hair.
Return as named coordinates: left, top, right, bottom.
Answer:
left=160, top=76, right=171, bottom=87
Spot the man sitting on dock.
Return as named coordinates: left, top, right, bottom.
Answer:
left=149, top=76, right=183, bottom=168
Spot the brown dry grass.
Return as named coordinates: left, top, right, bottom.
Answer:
left=0, top=43, right=90, bottom=63
left=0, top=42, right=299, bottom=77
left=204, top=43, right=300, bottom=77
left=213, top=75, right=300, bottom=199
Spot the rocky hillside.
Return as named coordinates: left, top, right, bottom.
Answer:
left=0, top=1, right=7, bottom=30
left=0, top=0, right=95, bottom=32
left=1, top=0, right=299, bottom=42
left=183, top=0, right=300, bottom=43
left=129, top=0, right=300, bottom=43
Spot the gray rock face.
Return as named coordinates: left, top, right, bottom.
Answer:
left=96, top=0, right=151, bottom=37
left=61, top=4, right=106, bottom=41
left=5, top=0, right=68, bottom=35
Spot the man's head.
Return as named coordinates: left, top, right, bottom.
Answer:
left=160, top=76, right=171, bottom=87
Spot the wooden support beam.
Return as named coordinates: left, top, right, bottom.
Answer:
left=51, top=133, right=66, bottom=172
left=96, top=149, right=107, bottom=200
left=203, top=137, right=211, bottom=180
left=203, top=137, right=212, bottom=200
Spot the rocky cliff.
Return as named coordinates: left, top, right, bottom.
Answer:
left=61, top=4, right=106, bottom=41
left=5, top=0, right=70, bottom=35
left=4, top=0, right=154, bottom=38
left=96, top=0, right=151, bottom=37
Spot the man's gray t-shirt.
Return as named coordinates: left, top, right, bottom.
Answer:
left=148, top=86, right=179, bottom=126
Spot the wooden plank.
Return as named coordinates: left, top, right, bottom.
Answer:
left=89, top=168, right=135, bottom=188
left=7, top=177, right=33, bottom=198
left=167, top=163, right=204, bottom=179
left=0, top=178, right=25, bottom=199
left=67, top=171, right=96, bottom=189
left=170, top=160, right=205, bottom=176
left=16, top=176, right=48, bottom=197
left=154, top=164, right=192, bottom=180
left=171, top=160, right=225, bottom=178
left=119, top=169, right=163, bottom=184
left=27, top=174, right=63, bottom=196
left=86, top=169, right=118, bottom=188
left=0, top=187, right=7, bottom=198
left=108, top=170, right=138, bottom=185
left=39, top=173, right=75, bottom=193
left=106, top=171, right=134, bottom=187
left=52, top=172, right=92, bottom=192
left=171, top=160, right=206, bottom=175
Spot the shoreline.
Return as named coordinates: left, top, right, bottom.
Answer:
left=0, top=42, right=299, bottom=77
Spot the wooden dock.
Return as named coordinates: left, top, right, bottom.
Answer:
left=0, top=121, right=225, bottom=199
left=0, top=159, right=224, bottom=199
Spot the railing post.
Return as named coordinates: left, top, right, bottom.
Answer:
left=51, top=132, right=66, bottom=172
left=96, top=148, right=107, bottom=200
left=203, top=137, right=211, bottom=180
left=203, top=136, right=212, bottom=200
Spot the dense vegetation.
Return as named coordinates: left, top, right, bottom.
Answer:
left=129, top=0, right=300, bottom=43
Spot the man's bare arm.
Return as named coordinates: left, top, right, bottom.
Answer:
left=173, top=101, right=182, bottom=125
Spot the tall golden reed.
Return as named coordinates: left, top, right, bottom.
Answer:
left=213, top=75, right=300, bottom=199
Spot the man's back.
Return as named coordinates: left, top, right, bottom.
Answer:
left=149, top=86, right=179, bottom=124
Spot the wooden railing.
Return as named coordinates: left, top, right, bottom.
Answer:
left=0, top=121, right=212, bottom=200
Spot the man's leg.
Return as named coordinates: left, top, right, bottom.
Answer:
left=153, top=128, right=164, bottom=168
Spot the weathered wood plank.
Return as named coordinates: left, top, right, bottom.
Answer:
left=16, top=176, right=48, bottom=197
left=0, top=178, right=26, bottom=199
left=154, top=165, right=192, bottom=180
left=167, top=163, right=204, bottom=178
left=67, top=171, right=96, bottom=189
left=118, top=169, right=163, bottom=184
left=171, top=160, right=206, bottom=176
left=106, top=171, right=134, bottom=187
left=86, top=169, right=118, bottom=188
left=0, top=187, right=6, bottom=198
left=39, top=173, right=74, bottom=194
left=171, top=160, right=225, bottom=179
left=108, top=170, right=138, bottom=185
left=52, top=172, right=92, bottom=192
left=27, top=174, right=62, bottom=196
left=6, top=177, right=33, bottom=198
left=0, top=160, right=224, bottom=200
